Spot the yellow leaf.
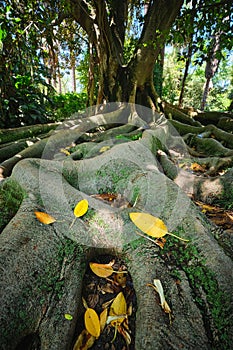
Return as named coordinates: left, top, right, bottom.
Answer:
left=34, top=211, right=56, bottom=225
left=109, top=292, right=127, bottom=326
left=82, top=297, right=89, bottom=310
left=129, top=212, right=167, bottom=238
left=99, top=146, right=111, bottom=153
left=73, top=329, right=95, bottom=350
left=60, top=148, right=71, bottom=156
left=74, top=199, right=88, bottom=217
left=84, top=308, right=100, bottom=338
left=130, top=212, right=189, bottom=242
left=100, top=308, right=108, bottom=332
left=190, top=162, right=206, bottom=172
left=89, top=262, right=114, bottom=278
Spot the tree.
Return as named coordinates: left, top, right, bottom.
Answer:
left=168, top=0, right=232, bottom=110
left=1, top=1, right=233, bottom=349
left=67, top=0, right=183, bottom=108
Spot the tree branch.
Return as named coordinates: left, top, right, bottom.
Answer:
left=69, top=0, right=95, bottom=42
left=131, top=0, right=184, bottom=85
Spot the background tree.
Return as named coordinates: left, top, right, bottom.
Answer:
left=169, top=0, right=232, bottom=110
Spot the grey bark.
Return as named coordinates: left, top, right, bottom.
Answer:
left=0, top=110, right=233, bottom=350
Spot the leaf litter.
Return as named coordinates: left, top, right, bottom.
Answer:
left=72, top=255, right=136, bottom=350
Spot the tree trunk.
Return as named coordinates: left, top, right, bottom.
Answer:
left=153, top=45, right=165, bottom=98
left=200, top=31, right=221, bottom=111
left=70, top=48, right=76, bottom=93
left=200, top=76, right=212, bottom=111
left=178, top=42, right=192, bottom=108
left=70, top=0, right=183, bottom=107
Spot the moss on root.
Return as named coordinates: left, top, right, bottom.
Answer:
left=159, top=232, right=231, bottom=350
left=0, top=179, right=26, bottom=232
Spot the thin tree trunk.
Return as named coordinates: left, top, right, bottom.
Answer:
left=178, top=0, right=197, bottom=108
left=200, top=31, right=221, bottom=111
left=87, top=43, right=95, bottom=107
left=154, top=46, right=165, bottom=98
left=178, top=43, right=192, bottom=108
left=201, top=76, right=212, bottom=111
left=70, top=48, right=76, bottom=92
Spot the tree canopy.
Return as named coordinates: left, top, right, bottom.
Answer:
left=0, top=0, right=232, bottom=127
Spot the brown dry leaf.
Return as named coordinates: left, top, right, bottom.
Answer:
left=84, top=308, right=100, bottom=338
left=155, top=237, right=166, bottom=249
left=91, top=193, right=117, bottom=202
left=73, top=329, right=95, bottom=350
left=109, top=292, right=127, bottom=326
left=195, top=200, right=233, bottom=228
left=130, top=212, right=189, bottom=242
left=87, top=294, right=99, bottom=309
left=89, top=262, right=114, bottom=278
left=226, top=212, right=233, bottom=221
left=34, top=211, right=56, bottom=225
left=118, top=325, right=131, bottom=346
left=99, top=283, right=115, bottom=294
left=114, top=273, right=127, bottom=287
left=102, top=298, right=115, bottom=309
left=195, top=200, right=223, bottom=213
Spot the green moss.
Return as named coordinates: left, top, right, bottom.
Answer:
left=95, top=160, right=138, bottom=194
left=159, top=231, right=231, bottom=349
left=35, top=238, right=85, bottom=301
left=0, top=179, right=26, bottom=232
left=213, top=188, right=233, bottom=210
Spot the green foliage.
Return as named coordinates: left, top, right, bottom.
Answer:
left=0, top=179, right=26, bottom=232
left=0, top=2, right=55, bottom=127
left=162, top=48, right=232, bottom=111
left=46, top=92, right=87, bottom=121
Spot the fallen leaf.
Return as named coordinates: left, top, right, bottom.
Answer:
left=34, top=211, right=56, bottom=225
left=60, top=148, right=71, bottom=156
left=70, top=199, right=89, bottom=228
left=147, top=279, right=172, bottom=323
left=155, top=237, right=166, bottom=249
left=74, top=199, right=89, bottom=217
left=102, top=298, right=115, bottom=309
left=114, top=273, right=127, bottom=287
left=130, top=212, right=189, bottom=242
left=99, top=146, right=111, bottom=153
left=118, top=325, right=131, bottom=345
left=100, top=308, right=108, bottom=332
left=89, top=261, right=115, bottom=278
left=73, top=329, right=95, bottom=350
left=130, top=212, right=168, bottom=238
left=106, top=314, right=127, bottom=325
left=64, top=313, right=73, bottom=320
left=190, top=162, right=206, bottom=172
left=109, top=292, right=127, bottom=326
left=84, top=308, right=100, bottom=338
left=91, top=193, right=117, bottom=201
left=82, top=297, right=89, bottom=310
